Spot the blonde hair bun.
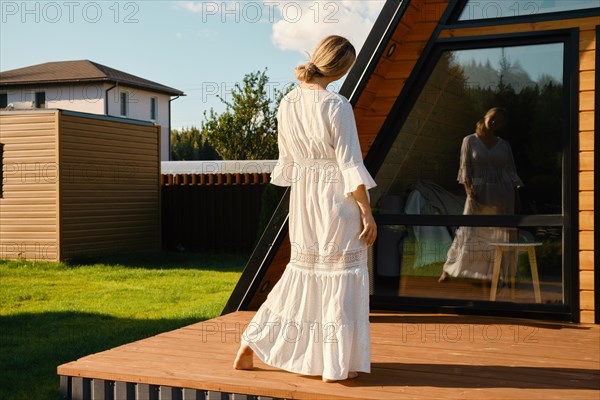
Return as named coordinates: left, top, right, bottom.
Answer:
left=294, top=35, right=356, bottom=83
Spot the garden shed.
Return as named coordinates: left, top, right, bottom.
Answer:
left=0, top=109, right=161, bottom=261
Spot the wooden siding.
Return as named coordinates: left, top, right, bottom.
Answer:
left=355, top=0, right=451, bottom=156
left=0, top=111, right=60, bottom=261
left=579, top=24, right=595, bottom=324
left=440, top=15, right=598, bottom=322
left=58, top=113, right=161, bottom=260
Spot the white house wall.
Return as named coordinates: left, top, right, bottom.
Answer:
left=104, top=84, right=170, bottom=160
left=3, top=85, right=104, bottom=114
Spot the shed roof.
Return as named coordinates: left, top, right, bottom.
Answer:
left=0, top=60, right=184, bottom=96
left=0, top=108, right=158, bottom=126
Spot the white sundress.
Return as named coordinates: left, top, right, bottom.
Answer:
left=443, top=134, right=524, bottom=280
left=240, top=87, right=377, bottom=381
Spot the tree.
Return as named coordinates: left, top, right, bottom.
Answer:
left=170, top=126, right=219, bottom=160
left=201, top=69, right=294, bottom=160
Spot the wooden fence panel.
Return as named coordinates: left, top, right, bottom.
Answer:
left=161, top=174, right=282, bottom=254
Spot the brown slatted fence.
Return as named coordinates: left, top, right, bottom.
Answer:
left=161, top=173, right=281, bottom=254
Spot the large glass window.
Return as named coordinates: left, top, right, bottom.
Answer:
left=372, top=42, right=566, bottom=307
left=458, top=0, right=598, bottom=21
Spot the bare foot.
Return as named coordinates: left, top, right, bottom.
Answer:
left=233, top=344, right=254, bottom=370
left=323, top=371, right=358, bottom=383
left=438, top=272, right=449, bottom=283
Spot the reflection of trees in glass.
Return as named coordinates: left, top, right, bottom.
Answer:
left=448, top=50, right=563, bottom=214
left=375, top=46, right=562, bottom=218
left=386, top=52, right=478, bottom=193
left=461, top=51, right=537, bottom=92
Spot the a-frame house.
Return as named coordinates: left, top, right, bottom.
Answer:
left=224, top=0, right=599, bottom=324
left=57, top=1, right=599, bottom=398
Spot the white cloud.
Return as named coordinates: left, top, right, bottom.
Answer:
left=175, top=1, right=275, bottom=23
left=174, top=1, right=200, bottom=13
left=271, top=1, right=385, bottom=56
left=175, top=1, right=386, bottom=54
left=341, top=0, right=386, bottom=20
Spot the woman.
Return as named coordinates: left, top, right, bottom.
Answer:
left=439, top=107, right=523, bottom=282
left=233, top=35, right=377, bottom=383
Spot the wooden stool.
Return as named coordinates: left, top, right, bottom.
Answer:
left=489, top=242, right=543, bottom=303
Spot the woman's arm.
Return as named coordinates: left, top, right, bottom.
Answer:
left=464, top=181, right=476, bottom=200
left=351, top=184, right=377, bottom=246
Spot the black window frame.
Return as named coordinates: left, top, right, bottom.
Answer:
left=0, top=93, right=7, bottom=108
left=367, top=29, right=580, bottom=321
left=445, top=0, right=600, bottom=27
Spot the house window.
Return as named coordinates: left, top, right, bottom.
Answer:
left=458, top=0, right=597, bottom=21
left=150, top=97, right=158, bottom=121
left=0, top=93, right=7, bottom=108
left=371, top=40, right=569, bottom=309
left=120, top=92, right=128, bottom=117
left=35, top=92, right=46, bottom=108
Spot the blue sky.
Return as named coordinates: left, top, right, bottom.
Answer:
left=0, top=1, right=385, bottom=129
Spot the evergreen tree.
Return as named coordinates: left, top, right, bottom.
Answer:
left=170, top=126, right=219, bottom=160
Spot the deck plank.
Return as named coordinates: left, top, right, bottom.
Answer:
left=58, top=311, right=600, bottom=400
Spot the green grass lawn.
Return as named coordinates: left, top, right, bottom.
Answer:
left=0, top=252, right=246, bottom=400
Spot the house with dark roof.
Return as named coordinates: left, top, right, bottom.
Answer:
left=0, top=60, right=184, bottom=160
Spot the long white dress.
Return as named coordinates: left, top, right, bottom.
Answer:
left=240, top=87, right=376, bottom=381
left=443, top=134, right=523, bottom=279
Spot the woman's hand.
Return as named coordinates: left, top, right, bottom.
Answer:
left=464, top=182, right=476, bottom=200
left=359, top=212, right=377, bottom=246
left=351, top=184, right=377, bottom=246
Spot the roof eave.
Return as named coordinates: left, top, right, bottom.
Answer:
left=0, top=78, right=185, bottom=96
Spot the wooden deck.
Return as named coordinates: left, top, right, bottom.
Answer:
left=58, top=311, right=600, bottom=400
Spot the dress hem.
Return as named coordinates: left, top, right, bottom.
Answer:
left=243, top=340, right=371, bottom=380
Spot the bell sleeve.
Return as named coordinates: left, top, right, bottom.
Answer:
left=270, top=108, right=295, bottom=187
left=331, top=99, right=377, bottom=197
left=457, top=136, right=472, bottom=184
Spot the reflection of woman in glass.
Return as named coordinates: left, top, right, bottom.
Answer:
left=439, top=107, right=523, bottom=282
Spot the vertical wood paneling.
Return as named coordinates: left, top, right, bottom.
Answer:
left=115, top=381, right=135, bottom=399
left=58, top=112, right=161, bottom=260
left=578, top=26, right=595, bottom=323
left=354, top=0, right=451, bottom=157
left=93, top=380, right=114, bottom=400
left=0, top=111, right=59, bottom=261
